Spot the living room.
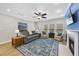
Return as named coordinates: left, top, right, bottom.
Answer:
left=0, top=3, right=78, bottom=56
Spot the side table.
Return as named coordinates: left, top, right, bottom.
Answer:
left=12, top=36, right=24, bottom=47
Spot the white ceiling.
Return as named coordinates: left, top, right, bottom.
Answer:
left=0, top=3, right=68, bottom=21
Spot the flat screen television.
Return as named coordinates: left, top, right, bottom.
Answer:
left=66, top=5, right=78, bottom=25
left=66, top=16, right=73, bottom=25
left=66, top=11, right=77, bottom=25
left=72, top=11, right=77, bottom=23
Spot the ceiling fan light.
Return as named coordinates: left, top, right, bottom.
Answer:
left=37, top=16, right=41, bottom=19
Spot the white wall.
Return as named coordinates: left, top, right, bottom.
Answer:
left=0, top=14, right=35, bottom=44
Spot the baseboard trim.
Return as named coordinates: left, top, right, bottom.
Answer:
left=0, top=40, right=11, bottom=45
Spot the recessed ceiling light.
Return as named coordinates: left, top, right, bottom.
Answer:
left=56, top=9, right=62, bottom=14
left=6, top=9, right=11, bottom=12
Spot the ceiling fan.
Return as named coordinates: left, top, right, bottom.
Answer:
left=34, top=12, right=47, bottom=19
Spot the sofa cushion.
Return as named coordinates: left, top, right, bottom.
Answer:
left=20, top=30, right=29, bottom=36
left=28, top=30, right=32, bottom=35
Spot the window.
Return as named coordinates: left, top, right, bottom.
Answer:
left=49, top=24, right=54, bottom=32
left=56, top=24, right=63, bottom=33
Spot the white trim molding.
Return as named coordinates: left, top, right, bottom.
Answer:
left=0, top=40, right=11, bottom=45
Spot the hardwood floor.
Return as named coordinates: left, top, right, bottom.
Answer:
left=0, top=41, right=72, bottom=56
left=0, top=42, right=23, bottom=56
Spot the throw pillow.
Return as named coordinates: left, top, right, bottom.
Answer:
left=28, top=31, right=32, bottom=35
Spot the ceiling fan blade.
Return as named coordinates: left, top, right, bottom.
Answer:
left=42, top=16, right=47, bottom=18
left=34, top=12, right=39, bottom=16
left=42, top=13, right=47, bottom=16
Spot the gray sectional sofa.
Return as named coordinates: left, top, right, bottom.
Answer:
left=18, top=22, right=41, bottom=44
left=19, top=30, right=41, bottom=44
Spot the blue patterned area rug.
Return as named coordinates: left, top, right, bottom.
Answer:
left=17, top=39, right=59, bottom=56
